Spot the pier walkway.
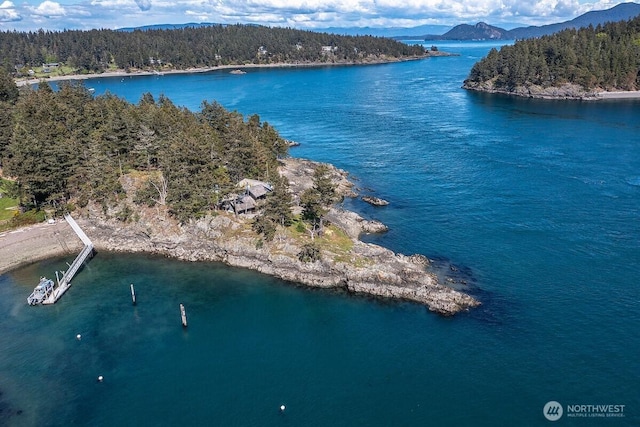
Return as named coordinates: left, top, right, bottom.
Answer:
left=42, top=214, right=94, bottom=304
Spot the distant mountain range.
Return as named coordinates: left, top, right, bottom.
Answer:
left=120, top=2, right=640, bottom=42
left=422, top=2, right=640, bottom=40
left=309, top=25, right=451, bottom=38
left=118, top=22, right=452, bottom=38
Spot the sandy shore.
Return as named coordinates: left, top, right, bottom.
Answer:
left=0, top=221, right=83, bottom=275
left=16, top=65, right=268, bottom=86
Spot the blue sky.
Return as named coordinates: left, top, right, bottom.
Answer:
left=0, top=0, right=631, bottom=32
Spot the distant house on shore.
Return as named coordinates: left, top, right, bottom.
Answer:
left=42, top=63, right=59, bottom=73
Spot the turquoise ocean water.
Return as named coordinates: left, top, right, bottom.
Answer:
left=1, top=41, right=639, bottom=426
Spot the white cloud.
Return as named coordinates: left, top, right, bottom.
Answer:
left=185, top=9, right=210, bottom=21
left=91, top=0, right=138, bottom=7
left=31, top=0, right=66, bottom=17
left=0, top=0, right=21, bottom=22
left=0, top=0, right=633, bottom=31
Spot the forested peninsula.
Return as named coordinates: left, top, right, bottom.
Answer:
left=463, top=15, right=640, bottom=99
left=0, top=24, right=427, bottom=78
left=0, top=71, right=478, bottom=315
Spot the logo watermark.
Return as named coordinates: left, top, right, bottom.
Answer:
left=543, top=401, right=563, bottom=421
left=543, top=401, right=626, bottom=421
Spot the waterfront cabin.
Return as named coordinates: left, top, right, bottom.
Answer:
left=237, top=178, right=272, bottom=200
left=232, top=195, right=256, bottom=214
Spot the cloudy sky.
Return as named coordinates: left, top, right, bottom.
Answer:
left=0, top=0, right=631, bottom=32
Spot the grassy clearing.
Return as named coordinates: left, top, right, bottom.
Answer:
left=284, top=218, right=373, bottom=267
left=0, top=178, right=19, bottom=222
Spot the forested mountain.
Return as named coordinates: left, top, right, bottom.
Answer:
left=463, top=15, right=640, bottom=95
left=422, top=2, right=640, bottom=40
left=437, top=22, right=508, bottom=40
left=506, top=3, right=640, bottom=40
left=0, top=72, right=289, bottom=222
left=507, top=2, right=640, bottom=39
left=0, top=24, right=426, bottom=75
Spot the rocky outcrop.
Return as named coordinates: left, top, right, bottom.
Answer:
left=325, top=208, right=388, bottom=238
left=463, top=81, right=600, bottom=100
left=279, top=157, right=356, bottom=198
left=69, top=157, right=479, bottom=316
left=78, top=210, right=479, bottom=315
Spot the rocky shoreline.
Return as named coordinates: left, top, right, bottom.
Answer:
left=0, top=158, right=480, bottom=316
left=463, top=81, right=640, bottom=100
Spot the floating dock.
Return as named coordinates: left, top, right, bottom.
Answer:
left=40, top=213, right=94, bottom=305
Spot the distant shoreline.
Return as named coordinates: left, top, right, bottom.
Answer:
left=14, top=56, right=435, bottom=87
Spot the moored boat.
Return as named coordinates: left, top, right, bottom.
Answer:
left=27, top=277, right=55, bottom=305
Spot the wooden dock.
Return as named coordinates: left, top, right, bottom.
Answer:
left=42, top=214, right=94, bottom=304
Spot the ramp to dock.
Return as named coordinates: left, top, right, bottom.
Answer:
left=64, top=213, right=92, bottom=246
left=42, top=214, right=93, bottom=304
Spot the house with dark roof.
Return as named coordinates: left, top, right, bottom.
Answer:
left=219, top=178, right=273, bottom=215
left=231, top=195, right=256, bottom=214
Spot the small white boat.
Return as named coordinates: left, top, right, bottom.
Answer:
left=27, top=277, right=55, bottom=305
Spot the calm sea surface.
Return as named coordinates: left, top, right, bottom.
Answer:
left=1, top=41, right=639, bottom=426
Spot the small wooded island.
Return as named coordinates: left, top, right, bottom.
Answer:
left=463, top=15, right=640, bottom=99
left=0, top=68, right=478, bottom=315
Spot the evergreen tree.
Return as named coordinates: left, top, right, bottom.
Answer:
left=0, top=68, right=19, bottom=165
left=264, top=174, right=294, bottom=227
left=252, top=174, right=293, bottom=241
left=0, top=68, right=18, bottom=103
left=300, top=164, right=336, bottom=238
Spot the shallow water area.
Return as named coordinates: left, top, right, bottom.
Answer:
left=1, top=253, right=478, bottom=426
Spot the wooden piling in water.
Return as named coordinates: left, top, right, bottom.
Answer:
left=180, top=303, right=188, bottom=327
left=130, top=284, right=136, bottom=305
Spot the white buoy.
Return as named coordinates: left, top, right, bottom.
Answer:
left=280, top=405, right=286, bottom=412
left=97, top=375, right=104, bottom=382
left=76, top=334, right=82, bottom=340
left=130, top=284, right=136, bottom=305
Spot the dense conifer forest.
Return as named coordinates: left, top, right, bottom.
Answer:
left=464, top=15, right=640, bottom=91
left=0, top=71, right=291, bottom=223
left=0, top=24, right=426, bottom=74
